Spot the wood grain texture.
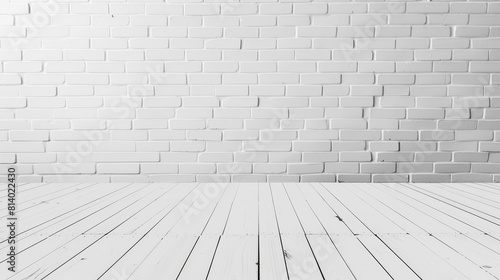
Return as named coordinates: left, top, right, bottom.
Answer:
left=2, top=183, right=499, bottom=280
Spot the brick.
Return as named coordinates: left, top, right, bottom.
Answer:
left=180, top=164, right=216, bottom=174
left=452, top=174, right=493, bottom=183
left=470, top=15, right=500, bottom=25
left=380, top=97, right=415, bottom=108
left=35, top=164, right=95, bottom=175
left=10, top=131, right=49, bottom=141
left=0, top=98, right=26, bottom=108
left=407, top=2, right=449, bottom=13
left=98, top=163, right=140, bottom=174
left=325, top=163, right=358, bottom=173
left=294, top=142, right=330, bottom=152
left=378, top=74, right=414, bottom=85
left=455, top=130, right=493, bottom=141
left=384, top=131, right=418, bottom=141
left=470, top=164, right=500, bottom=173
left=373, top=174, right=409, bottom=183
left=141, top=163, right=178, bottom=174
left=360, top=163, right=395, bottom=174
left=435, top=163, right=471, bottom=173
left=420, top=131, right=454, bottom=141
left=480, top=143, right=500, bottom=152
left=294, top=3, right=327, bottom=14
left=340, top=97, right=374, bottom=108
left=412, top=27, right=451, bottom=37
left=261, top=3, right=293, bottom=15
left=218, top=163, right=252, bottom=174
left=341, top=131, right=381, bottom=141
left=288, top=163, right=323, bottom=174
left=222, top=3, right=257, bottom=15
left=454, top=152, right=488, bottom=162
left=254, top=163, right=286, bottom=174
left=241, top=15, right=276, bottom=27
left=0, top=4, right=29, bottom=14
left=412, top=174, right=451, bottom=183
left=440, top=142, right=478, bottom=152
left=0, top=75, right=21, bottom=85
left=400, top=141, right=437, bottom=152
left=340, top=152, right=372, bottom=162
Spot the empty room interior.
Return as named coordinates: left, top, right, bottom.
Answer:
left=1, top=0, right=500, bottom=279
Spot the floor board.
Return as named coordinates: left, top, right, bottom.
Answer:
left=2, top=183, right=499, bottom=280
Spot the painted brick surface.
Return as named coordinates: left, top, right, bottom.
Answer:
left=0, top=1, right=499, bottom=183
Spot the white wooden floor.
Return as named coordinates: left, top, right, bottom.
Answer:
left=1, top=183, right=500, bottom=280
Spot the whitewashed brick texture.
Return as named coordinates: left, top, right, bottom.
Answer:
left=1, top=0, right=499, bottom=183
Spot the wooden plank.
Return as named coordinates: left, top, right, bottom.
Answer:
left=206, top=235, right=259, bottom=280
left=0, top=183, right=138, bottom=252
left=5, top=235, right=101, bottom=280
left=0, top=184, right=153, bottom=269
left=385, top=183, right=499, bottom=233
left=258, top=182, right=280, bottom=235
left=195, top=183, right=239, bottom=236
left=307, top=235, right=355, bottom=280
left=101, top=183, right=228, bottom=279
left=283, top=183, right=326, bottom=235
left=1, top=183, right=120, bottom=234
left=474, top=183, right=500, bottom=194
left=369, top=183, right=481, bottom=234
left=413, top=233, right=498, bottom=280
left=38, top=235, right=140, bottom=280
left=329, top=234, right=392, bottom=280
left=440, top=183, right=500, bottom=207
left=379, top=234, right=468, bottom=280
left=177, top=235, right=220, bottom=280
left=102, top=183, right=228, bottom=280
left=348, top=183, right=427, bottom=235
left=434, top=233, right=500, bottom=278
left=102, top=183, right=204, bottom=280
left=0, top=183, right=47, bottom=198
left=0, top=183, right=93, bottom=219
left=258, top=183, right=288, bottom=279
left=224, top=183, right=258, bottom=235
left=468, top=233, right=500, bottom=253
left=0, top=183, right=76, bottom=202
left=171, top=184, right=236, bottom=280
left=298, top=183, right=352, bottom=235
left=409, top=183, right=500, bottom=223
left=1, top=234, right=80, bottom=276
left=178, top=185, right=244, bottom=280
left=271, top=183, right=306, bottom=235
left=97, top=235, right=162, bottom=280
left=128, top=235, right=198, bottom=279
left=311, top=183, right=371, bottom=235
left=259, top=235, right=288, bottom=280
left=169, top=182, right=229, bottom=236
left=0, top=181, right=36, bottom=191
left=24, top=183, right=149, bottom=236
left=321, top=183, right=405, bottom=234
left=488, top=232, right=500, bottom=241
left=118, top=183, right=198, bottom=236
left=356, top=235, right=420, bottom=280
left=270, top=183, right=323, bottom=279
left=8, top=183, right=134, bottom=237
left=280, top=234, right=324, bottom=280
left=10, top=183, right=95, bottom=209
left=23, top=184, right=145, bottom=236
left=85, top=183, right=181, bottom=235
left=12, top=184, right=192, bottom=279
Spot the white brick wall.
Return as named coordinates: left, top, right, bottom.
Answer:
left=1, top=0, right=499, bottom=183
